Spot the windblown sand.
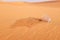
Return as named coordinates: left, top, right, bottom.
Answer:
left=0, top=1, right=60, bottom=40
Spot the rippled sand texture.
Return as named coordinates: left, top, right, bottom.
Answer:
left=0, top=1, right=60, bottom=40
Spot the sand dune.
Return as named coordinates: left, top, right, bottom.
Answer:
left=0, top=1, right=60, bottom=40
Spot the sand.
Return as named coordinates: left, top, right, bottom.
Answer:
left=0, top=1, right=60, bottom=40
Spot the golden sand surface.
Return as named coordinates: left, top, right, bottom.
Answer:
left=0, top=1, right=60, bottom=40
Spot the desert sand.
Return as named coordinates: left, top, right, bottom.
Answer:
left=0, top=1, right=60, bottom=40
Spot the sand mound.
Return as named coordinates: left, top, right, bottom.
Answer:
left=11, top=17, right=42, bottom=28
